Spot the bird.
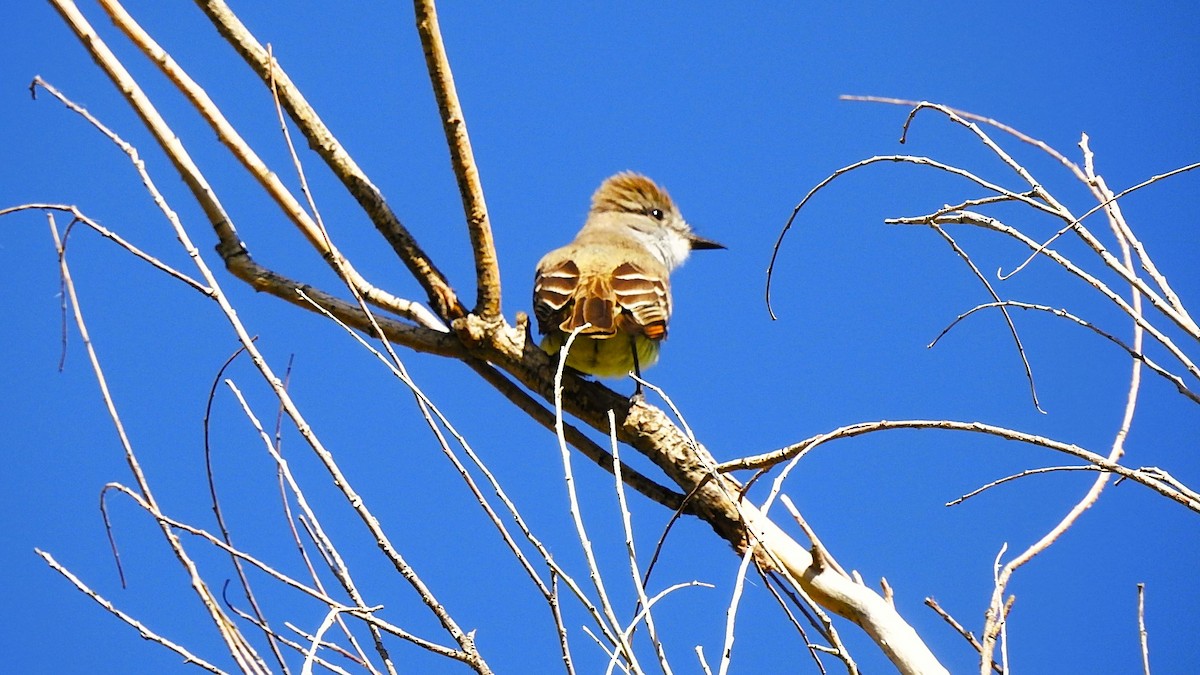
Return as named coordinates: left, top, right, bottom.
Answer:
left=532, top=172, right=724, bottom=382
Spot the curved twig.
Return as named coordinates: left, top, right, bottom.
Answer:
left=892, top=211, right=1200, bottom=383
left=202, top=342, right=290, bottom=672
left=979, top=145, right=1150, bottom=673
left=946, top=465, right=1104, bottom=507
left=721, top=419, right=1200, bottom=514
left=930, top=300, right=1198, bottom=405
left=929, top=223, right=1044, bottom=412
left=766, top=154, right=1053, bottom=319
left=840, top=95, right=1087, bottom=182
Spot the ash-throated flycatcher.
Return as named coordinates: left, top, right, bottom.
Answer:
left=533, top=172, right=724, bottom=378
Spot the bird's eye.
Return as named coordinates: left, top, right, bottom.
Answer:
left=649, top=208, right=665, bottom=221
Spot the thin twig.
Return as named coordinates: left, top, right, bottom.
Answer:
left=923, top=598, right=1001, bottom=674
left=582, top=626, right=631, bottom=675
left=98, top=485, right=127, bottom=588
left=1137, top=583, right=1151, bottom=675
left=839, top=95, right=1086, bottom=181
left=264, top=369, right=380, bottom=675
left=46, top=206, right=265, bottom=672
left=269, top=621, right=356, bottom=675
left=892, top=210, right=1200, bottom=384
left=929, top=223, right=1044, bottom=412
left=101, top=481, right=464, bottom=655
left=720, top=419, right=1200, bottom=514
left=553, top=325, right=641, bottom=672
left=219, top=600, right=357, bottom=675
left=929, top=300, right=1198, bottom=405
left=766, top=154, right=1055, bottom=319
left=947, top=466, right=1106, bottom=506
left=37, top=550, right=228, bottom=674
left=222, top=379, right=397, bottom=674
left=609, top=412, right=674, bottom=675
left=999, top=160, right=1200, bottom=295
left=696, top=646, right=713, bottom=675
left=549, top=572, right=577, bottom=675
left=302, top=607, right=373, bottom=675
left=619, top=581, right=715, bottom=668
left=896, top=101, right=1064, bottom=217
left=997, top=153, right=1200, bottom=339
left=744, top=427, right=860, bottom=675
left=758, top=568, right=827, bottom=675
left=6, top=202, right=209, bottom=295
left=474, top=360, right=684, bottom=509
left=202, top=343, right=290, bottom=673
left=717, top=540, right=758, bottom=675
left=779, top=495, right=848, bottom=580
left=1087, top=159, right=1199, bottom=322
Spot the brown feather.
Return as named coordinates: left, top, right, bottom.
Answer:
left=533, top=250, right=671, bottom=341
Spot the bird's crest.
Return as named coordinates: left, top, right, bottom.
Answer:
left=590, top=172, right=674, bottom=216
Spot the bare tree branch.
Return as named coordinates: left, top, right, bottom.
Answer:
left=979, top=149, right=1148, bottom=672
left=44, top=1, right=464, bottom=358
left=414, top=0, right=501, bottom=320
left=191, top=0, right=466, bottom=321
left=49, top=211, right=267, bottom=671
left=97, top=0, right=444, bottom=331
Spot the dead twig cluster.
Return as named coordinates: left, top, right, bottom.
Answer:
left=761, top=95, right=1195, bottom=673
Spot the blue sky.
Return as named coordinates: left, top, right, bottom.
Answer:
left=2, top=2, right=1198, bottom=673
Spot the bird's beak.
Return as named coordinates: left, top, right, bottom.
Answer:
left=688, top=233, right=726, bottom=250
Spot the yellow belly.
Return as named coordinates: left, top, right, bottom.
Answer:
left=540, top=332, right=660, bottom=378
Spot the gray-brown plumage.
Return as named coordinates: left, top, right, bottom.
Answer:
left=533, top=172, right=723, bottom=377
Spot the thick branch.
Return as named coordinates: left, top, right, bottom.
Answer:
left=466, top=358, right=686, bottom=511
left=455, top=316, right=947, bottom=673
left=414, top=0, right=501, bottom=319
left=234, top=255, right=465, bottom=359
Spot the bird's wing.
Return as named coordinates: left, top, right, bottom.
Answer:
left=610, top=261, right=670, bottom=340
left=534, top=252, right=671, bottom=340
left=533, top=257, right=582, bottom=334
